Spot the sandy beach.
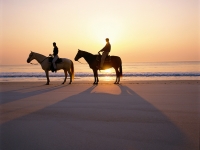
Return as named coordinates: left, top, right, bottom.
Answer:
left=0, top=80, right=199, bottom=150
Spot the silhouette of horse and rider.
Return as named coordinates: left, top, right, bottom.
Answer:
left=27, top=42, right=74, bottom=85
left=27, top=39, right=122, bottom=85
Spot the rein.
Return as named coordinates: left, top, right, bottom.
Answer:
left=30, top=62, right=38, bottom=65
left=29, top=57, right=48, bottom=65
left=77, top=60, right=86, bottom=64
left=40, top=57, right=48, bottom=64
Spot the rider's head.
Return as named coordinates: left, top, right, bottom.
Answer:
left=105, top=38, right=109, bottom=42
left=53, top=42, right=56, bottom=46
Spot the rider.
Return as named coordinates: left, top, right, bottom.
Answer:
left=51, top=42, right=59, bottom=72
left=98, top=38, right=111, bottom=69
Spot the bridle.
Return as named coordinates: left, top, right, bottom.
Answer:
left=77, top=60, right=82, bottom=64
left=28, top=53, right=48, bottom=65
left=77, top=60, right=86, bottom=64
left=75, top=52, right=86, bottom=64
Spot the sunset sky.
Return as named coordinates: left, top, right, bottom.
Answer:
left=1, top=0, right=199, bottom=65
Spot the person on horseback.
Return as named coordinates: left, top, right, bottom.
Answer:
left=50, top=42, right=59, bottom=72
left=98, top=38, right=111, bottom=69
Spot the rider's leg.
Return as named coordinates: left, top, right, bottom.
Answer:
left=100, top=52, right=109, bottom=68
left=52, top=55, right=58, bottom=70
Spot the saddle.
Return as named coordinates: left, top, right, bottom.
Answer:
left=48, top=57, right=62, bottom=63
left=96, top=55, right=111, bottom=63
left=48, top=57, right=62, bottom=72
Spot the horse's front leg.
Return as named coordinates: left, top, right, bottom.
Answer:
left=93, top=69, right=96, bottom=84
left=96, top=71, right=99, bottom=84
left=93, top=69, right=99, bottom=84
left=45, top=70, right=50, bottom=85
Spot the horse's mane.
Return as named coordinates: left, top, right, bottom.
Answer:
left=78, top=50, right=97, bottom=64
left=80, top=50, right=97, bottom=57
left=32, top=52, right=47, bottom=58
left=80, top=50, right=97, bottom=56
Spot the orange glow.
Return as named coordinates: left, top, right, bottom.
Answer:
left=1, top=0, right=199, bottom=65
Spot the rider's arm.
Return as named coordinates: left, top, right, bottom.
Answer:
left=99, top=45, right=106, bottom=52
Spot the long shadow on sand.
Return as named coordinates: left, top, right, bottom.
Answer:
left=0, top=84, right=70, bottom=104
left=0, top=85, right=193, bottom=150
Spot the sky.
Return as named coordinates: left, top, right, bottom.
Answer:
left=0, top=0, right=199, bottom=65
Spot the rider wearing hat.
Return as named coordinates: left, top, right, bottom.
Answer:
left=98, top=38, right=111, bottom=69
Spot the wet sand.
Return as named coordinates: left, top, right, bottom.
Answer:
left=0, top=80, right=199, bottom=150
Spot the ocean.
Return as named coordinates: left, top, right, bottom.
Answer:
left=0, top=61, right=200, bottom=82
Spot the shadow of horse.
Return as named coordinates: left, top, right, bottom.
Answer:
left=0, top=84, right=69, bottom=104
left=0, top=85, right=194, bottom=150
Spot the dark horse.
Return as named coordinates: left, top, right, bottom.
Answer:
left=74, top=49, right=122, bottom=84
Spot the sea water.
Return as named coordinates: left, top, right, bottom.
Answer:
left=0, top=61, right=199, bottom=82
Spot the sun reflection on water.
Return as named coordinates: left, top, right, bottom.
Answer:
left=101, top=68, right=112, bottom=74
left=101, top=69, right=115, bottom=81
left=103, top=76, right=113, bottom=81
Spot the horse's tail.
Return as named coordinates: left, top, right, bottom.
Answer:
left=71, top=60, right=74, bottom=80
left=119, top=59, right=123, bottom=77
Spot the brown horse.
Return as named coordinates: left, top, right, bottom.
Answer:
left=27, top=51, right=74, bottom=85
left=74, top=49, right=122, bottom=84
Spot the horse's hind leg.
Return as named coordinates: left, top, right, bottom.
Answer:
left=117, top=69, right=120, bottom=84
left=114, top=68, right=117, bottom=84
left=115, top=76, right=119, bottom=84
left=117, top=74, right=120, bottom=84
left=62, top=69, right=67, bottom=84
left=118, top=73, right=120, bottom=84
left=114, top=68, right=119, bottom=84
left=68, top=70, right=72, bottom=84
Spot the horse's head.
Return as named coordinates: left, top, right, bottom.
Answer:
left=74, top=49, right=83, bottom=61
left=27, top=51, right=35, bottom=63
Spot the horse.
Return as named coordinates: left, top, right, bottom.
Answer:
left=74, top=49, right=122, bottom=84
left=27, top=51, right=74, bottom=85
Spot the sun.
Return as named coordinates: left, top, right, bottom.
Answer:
left=89, top=17, right=123, bottom=45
